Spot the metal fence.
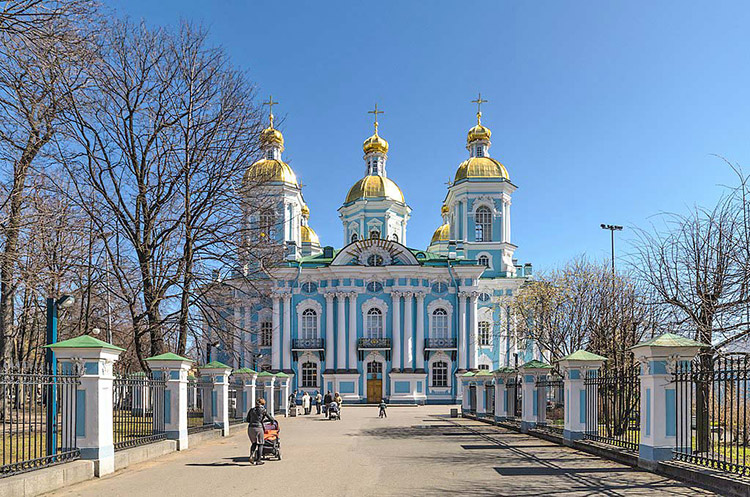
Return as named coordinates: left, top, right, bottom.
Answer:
left=1, top=364, right=81, bottom=477
left=227, top=383, right=245, bottom=425
left=187, top=379, right=213, bottom=433
left=585, top=366, right=640, bottom=452
left=112, top=371, right=166, bottom=450
left=673, top=353, right=750, bottom=477
left=537, top=375, right=564, bottom=434
left=507, top=377, right=522, bottom=423
left=485, top=384, right=495, bottom=416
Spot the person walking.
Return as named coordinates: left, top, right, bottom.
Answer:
left=323, top=391, right=333, bottom=418
left=288, top=390, right=297, bottom=416
left=315, top=391, right=322, bottom=415
left=246, top=398, right=275, bottom=465
left=302, top=391, right=311, bottom=415
left=378, top=399, right=387, bottom=418
left=334, top=392, right=342, bottom=419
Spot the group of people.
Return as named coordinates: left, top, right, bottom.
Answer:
left=288, top=390, right=343, bottom=419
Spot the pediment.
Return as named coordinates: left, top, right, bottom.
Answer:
left=330, top=239, right=419, bottom=266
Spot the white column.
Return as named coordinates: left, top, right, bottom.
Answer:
left=458, top=293, right=467, bottom=370
left=392, top=292, right=401, bottom=371
left=263, top=377, right=276, bottom=415
left=494, top=374, right=510, bottom=420
left=325, top=293, right=334, bottom=372
left=271, top=295, right=281, bottom=371
left=403, top=292, right=414, bottom=371
left=146, top=356, right=193, bottom=450
left=415, top=292, right=425, bottom=371
left=505, top=199, right=511, bottom=244
left=348, top=292, right=358, bottom=372
left=463, top=200, right=468, bottom=242
left=282, top=294, right=292, bottom=371
left=201, top=365, right=232, bottom=436
left=469, top=293, right=478, bottom=370
left=336, top=292, right=346, bottom=371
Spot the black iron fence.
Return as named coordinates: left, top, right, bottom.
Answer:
left=507, top=377, right=522, bottom=422
left=537, top=375, right=564, bottom=434
left=485, top=384, right=495, bottom=416
left=187, top=378, right=213, bottom=433
left=227, top=383, right=245, bottom=425
left=112, top=371, right=166, bottom=450
left=584, top=366, right=640, bottom=452
left=673, top=353, right=750, bottom=477
left=1, top=364, right=81, bottom=477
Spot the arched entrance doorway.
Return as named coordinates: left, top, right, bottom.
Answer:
left=366, top=361, right=383, bottom=403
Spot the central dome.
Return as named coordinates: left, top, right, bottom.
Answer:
left=243, top=159, right=298, bottom=187
left=345, top=175, right=404, bottom=204
left=454, top=157, right=509, bottom=182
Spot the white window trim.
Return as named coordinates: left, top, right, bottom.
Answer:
left=363, top=352, right=387, bottom=399
left=427, top=298, right=453, bottom=339
left=358, top=246, right=392, bottom=266
left=468, top=196, right=498, bottom=216
left=296, top=299, right=323, bottom=339
left=477, top=353, right=493, bottom=371
left=298, top=352, right=321, bottom=392
left=361, top=297, right=388, bottom=339
left=428, top=351, right=452, bottom=391
left=476, top=251, right=494, bottom=271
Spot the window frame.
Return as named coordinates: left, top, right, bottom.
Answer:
left=260, top=321, right=273, bottom=347
left=301, top=362, right=318, bottom=388
left=366, top=308, right=384, bottom=339
left=478, top=321, right=492, bottom=346
left=432, top=361, right=449, bottom=387
left=474, top=206, right=492, bottom=242
left=431, top=308, right=449, bottom=339
left=301, top=308, right=318, bottom=339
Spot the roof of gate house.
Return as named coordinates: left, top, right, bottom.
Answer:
left=519, top=360, right=552, bottom=370
left=493, top=366, right=516, bottom=374
left=475, top=370, right=493, bottom=377
left=275, top=372, right=290, bottom=378
left=45, top=335, right=125, bottom=352
left=461, top=371, right=476, bottom=377
left=146, top=352, right=192, bottom=362
left=201, top=361, right=231, bottom=369
left=632, top=332, right=708, bottom=349
left=559, top=350, right=607, bottom=362
left=233, top=367, right=257, bottom=375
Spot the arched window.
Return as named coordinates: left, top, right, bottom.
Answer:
left=432, top=308, right=448, bottom=338
left=367, top=254, right=384, bottom=266
left=475, top=206, right=492, bottom=242
left=301, top=309, right=318, bottom=339
left=301, top=362, right=318, bottom=387
left=479, top=321, right=492, bottom=346
left=366, top=308, right=384, bottom=338
left=369, top=230, right=380, bottom=240
left=259, top=210, right=275, bottom=242
left=351, top=233, right=359, bottom=243
left=478, top=255, right=489, bottom=267
left=432, top=361, right=448, bottom=387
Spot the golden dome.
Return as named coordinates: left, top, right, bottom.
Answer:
left=441, top=204, right=449, bottom=215
left=467, top=123, right=491, bottom=143
left=430, top=223, right=450, bottom=244
left=363, top=131, right=389, bottom=155
left=301, top=204, right=310, bottom=218
left=454, top=157, right=509, bottom=182
left=300, top=225, right=320, bottom=245
left=261, top=126, right=284, bottom=149
left=345, top=175, right=404, bottom=204
left=244, top=159, right=298, bottom=187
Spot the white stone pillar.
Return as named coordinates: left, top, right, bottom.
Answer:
left=519, top=361, right=552, bottom=433
left=277, top=374, right=291, bottom=416
left=201, top=362, right=232, bottom=436
left=415, top=292, right=425, bottom=372
left=336, top=292, right=347, bottom=371
left=259, top=373, right=276, bottom=414
left=51, top=337, right=124, bottom=476
left=458, top=293, right=467, bottom=370
left=146, top=353, right=194, bottom=450
left=348, top=292, right=358, bottom=373
left=271, top=295, right=281, bottom=371
left=461, top=376, right=471, bottom=413
left=493, top=369, right=513, bottom=421
left=325, top=293, right=335, bottom=372
left=282, top=294, right=292, bottom=371
left=403, top=292, right=414, bottom=371
left=558, top=350, right=606, bottom=442
left=469, top=293, right=478, bottom=370
left=391, top=291, right=402, bottom=371
left=234, top=369, right=258, bottom=417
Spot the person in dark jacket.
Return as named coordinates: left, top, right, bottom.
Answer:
left=323, top=391, right=333, bottom=418
left=246, top=398, right=275, bottom=465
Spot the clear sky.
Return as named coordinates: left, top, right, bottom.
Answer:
left=108, top=0, right=750, bottom=271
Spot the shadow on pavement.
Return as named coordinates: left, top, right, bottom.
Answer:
left=185, top=456, right=256, bottom=467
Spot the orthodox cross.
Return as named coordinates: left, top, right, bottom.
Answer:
left=471, top=93, right=488, bottom=123
left=263, top=95, right=279, bottom=126
left=368, top=103, right=384, bottom=133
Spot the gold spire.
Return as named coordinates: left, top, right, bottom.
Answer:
left=263, top=95, right=279, bottom=128
left=260, top=95, right=284, bottom=149
left=467, top=92, right=491, bottom=144
left=363, top=103, right=389, bottom=154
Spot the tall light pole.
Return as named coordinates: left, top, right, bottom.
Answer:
left=45, top=294, right=75, bottom=457
left=600, top=224, right=623, bottom=292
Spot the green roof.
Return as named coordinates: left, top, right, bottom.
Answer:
left=256, top=371, right=274, bottom=377
left=475, top=369, right=493, bottom=376
left=275, top=372, right=290, bottom=378
left=146, top=352, right=193, bottom=362
left=233, top=367, right=257, bottom=375
left=201, top=361, right=231, bottom=369
left=46, top=335, right=125, bottom=352
left=493, top=366, right=516, bottom=374
left=559, top=350, right=607, bottom=362
left=632, top=333, right=709, bottom=349
left=520, top=359, right=552, bottom=370
left=461, top=371, right=476, bottom=377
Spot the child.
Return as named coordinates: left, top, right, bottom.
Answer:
left=378, top=399, right=387, bottom=418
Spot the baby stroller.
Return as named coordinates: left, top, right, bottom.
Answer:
left=261, top=420, right=281, bottom=460
left=328, top=402, right=341, bottom=421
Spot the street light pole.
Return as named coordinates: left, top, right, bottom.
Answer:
left=600, top=224, right=623, bottom=292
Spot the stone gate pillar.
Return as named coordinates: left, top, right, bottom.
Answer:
left=519, top=360, right=552, bottom=432
left=557, top=350, right=606, bottom=444
left=493, top=368, right=515, bottom=422
left=146, top=352, right=193, bottom=450
left=200, top=361, right=232, bottom=436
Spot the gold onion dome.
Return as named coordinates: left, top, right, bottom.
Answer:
left=363, top=131, right=389, bottom=155
left=454, top=157, right=509, bottom=182
left=441, top=204, right=449, bottom=215
left=301, top=204, right=310, bottom=218
left=345, top=175, right=404, bottom=204
left=300, top=225, right=320, bottom=245
left=430, top=223, right=450, bottom=244
left=467, top=122, right=491, bottom=143
left=244, top=159, right=299, bottom=187
left=261, top=125, right=284, bottom=149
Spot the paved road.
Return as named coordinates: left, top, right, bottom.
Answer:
left=46, top=406, right=717, bottom=497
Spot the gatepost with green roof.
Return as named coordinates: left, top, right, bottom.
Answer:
left=493, top=367, right=516, bottom=421
left=519, top=360, right=552, bottom=432
left=460, top=371, right=475, bottom=414
left=474, top=369, right=494, bottom=417
left=557, top=350, right=606, bottom=442
left=200, top=361, right=233, bottom=436
left=46, top=335, right=125, bottom=476
left=630, top=333, right=706, bottom=469
left=233, top=368, right=259, bottom=416
left=257, top=371, right=277, bottom=415
left=146, top=352, right=194, bottom=450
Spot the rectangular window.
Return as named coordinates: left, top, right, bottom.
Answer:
left=479, top=321, right=492, bottom=346
left=478, top=364, right=490, bottom=370
left=432, top=361, right=448, bottom=387
left=261, top=321, right=272, bottom=346
left=301, top=362, right=318, bottom=387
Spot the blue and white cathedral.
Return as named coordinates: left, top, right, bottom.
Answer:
left=211, top=99, right=536, bottom=404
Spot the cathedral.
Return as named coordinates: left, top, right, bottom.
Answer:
left=211, top=97, right=536, bottom=404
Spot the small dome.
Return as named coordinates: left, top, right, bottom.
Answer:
left=430, top=223, right=450, bottom=244
left=301, top=204, right=310, bottom=218
left=300, top=225, right=320, bottom=245
left=260, top=126, right=284, bottom=149
left=441, top=204, right=449, bottom=215
left=467, top=123, right=491, bottom=143
left=244, top=159, right=298, bottom=187
left=454, top=157, right=509, bottom=182
left=363, top=132, right=389, bottom=155
left=345, top=175, right=404, bottom=204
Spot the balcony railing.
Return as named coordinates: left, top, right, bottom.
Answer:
left=357, top=337, right=391, bottom=349
left=292, top=338, right=324, bottom=350
left=425, top=337, right=457, bottom=349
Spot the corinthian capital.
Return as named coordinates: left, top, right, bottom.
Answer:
left=414, top=291, right=426, bottom=301
left=324, top=292, right=335, bottom=302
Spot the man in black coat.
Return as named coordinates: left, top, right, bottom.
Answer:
left=323, top=391, right=333, bottom=418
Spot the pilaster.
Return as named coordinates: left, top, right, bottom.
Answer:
left=557, top=350, right=606, bottom=442
left=146, top=353, right=194, bottom=450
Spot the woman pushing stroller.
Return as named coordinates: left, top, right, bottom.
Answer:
left=246, top=398, right=275, bottom=465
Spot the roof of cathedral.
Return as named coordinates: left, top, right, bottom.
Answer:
left=344, top=175, right=405, bottom=204
left=454, top=157, right=509, bottom=182
left=244, top=159, right=299, bottom=187
left=429, top=223, right=450, bottom=245
left=300, top=225, right=320, bottom=245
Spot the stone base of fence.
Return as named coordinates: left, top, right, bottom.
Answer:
left=0, top=460, right=94, bottom=497
left=658, top=461, right=750, bottom=497
left=114, top=440, right=177, bottom=472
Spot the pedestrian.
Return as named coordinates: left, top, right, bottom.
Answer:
left=334, top=392, right=342, bottom=418
left=246, top=398, right=275, bottom=465
left=315, top=391, right=322, bottom=415
left=323, top=391, right=333, bottom=418
left=302, top=391, right=311, bottom=415
left=378, top=399, right=387, bottom=418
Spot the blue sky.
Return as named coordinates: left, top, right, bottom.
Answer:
left=108, top=0, right=750, bottom=271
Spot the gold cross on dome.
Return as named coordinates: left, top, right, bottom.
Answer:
left=471, top=93, right=488, bottom=124
left=368, top=103, right=384, bottom=133
left=263, top=95, right=279, bottom=126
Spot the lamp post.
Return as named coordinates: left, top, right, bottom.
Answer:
left=45, top=294, right=75, bottom=457
left=600, top=224, right=623, bottom=292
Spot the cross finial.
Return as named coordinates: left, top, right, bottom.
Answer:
left=263, top=95, right=279, bottom=127
left=368, top=103, right=384, bottom=134
left=471, top=93, right=488, bottom=124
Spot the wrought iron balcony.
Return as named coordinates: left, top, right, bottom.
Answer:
left=292, top=338, right=324, bottom=350
left=424, top=337, right=457, bottom=349
left=357, top=337, right=391, bottom=350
